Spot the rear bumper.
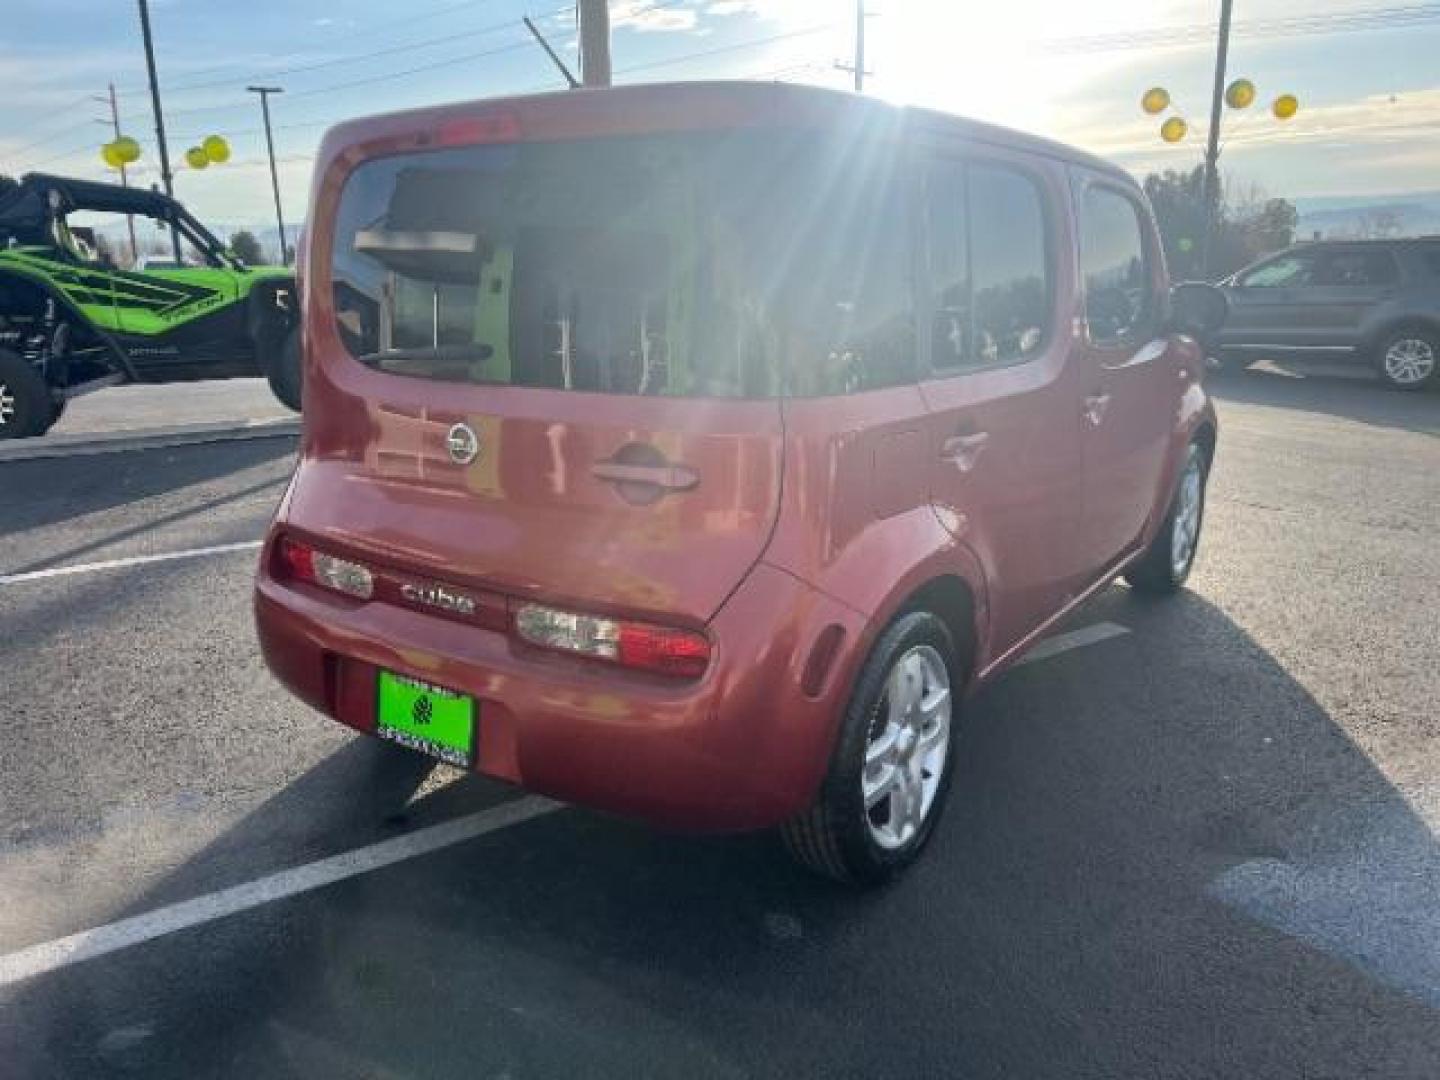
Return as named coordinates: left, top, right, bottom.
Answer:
left=254, top=553, right=865, bottom=831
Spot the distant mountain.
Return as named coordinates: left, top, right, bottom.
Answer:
left=1292, top=192, right=1440, bottom=240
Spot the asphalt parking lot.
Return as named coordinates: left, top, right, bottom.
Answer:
left=1, top=370, right=1437, bottom=1079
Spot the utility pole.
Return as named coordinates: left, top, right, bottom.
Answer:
left=95, top=83, right=139, bottom=264
left=136, top=0, right=173, bottom=199
left=1200, top=0, right=1234, bottom=279
left=136, top=0, right=181, bottom=262
left=247, top=86, right=289, bottom=266
left=834, top=1, right=870, bottom=93
left=578, top=0, right=611, bottom=87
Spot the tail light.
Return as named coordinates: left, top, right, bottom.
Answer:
left=272, top=539, right=709, bottom=678
left=275, top=537, right=373, bottom=599
left=514, top=603, right=711, bottom=679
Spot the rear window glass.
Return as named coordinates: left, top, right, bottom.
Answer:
left=329, top=130, right=914, bottom=399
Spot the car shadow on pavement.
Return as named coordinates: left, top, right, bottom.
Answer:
left=4, top=588, right=1439, bottom=1079
left=0, top=437, right=296, bottom=541
left=1212, top=366, right=1439, bottom=437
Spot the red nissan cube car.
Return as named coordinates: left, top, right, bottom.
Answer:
left=255, top=83, right=1223, bottom=884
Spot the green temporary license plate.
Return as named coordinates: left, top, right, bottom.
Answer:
left=376, top=670, right=475, bottom=768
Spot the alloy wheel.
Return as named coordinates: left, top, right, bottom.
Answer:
left=1383, top=337, right=1436, bottom=386
left=1171, top=456, right=1203, bottom=578
left=0, top=383, right=14, bottom=427
left=862, top=644, right=952, bottom=850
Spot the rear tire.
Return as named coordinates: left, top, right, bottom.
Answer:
left=1375, top=327, right=1438, bottom=391
left=1125, top=442, right=1208, bottom=595
left=264, top=326, right=303, bottom=412
left=781, top=611, right=961, bottom=886
left=0, top=348, right=56, bottom=439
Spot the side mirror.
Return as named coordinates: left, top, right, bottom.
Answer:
left=1167, top=281, right=1227, bottom=338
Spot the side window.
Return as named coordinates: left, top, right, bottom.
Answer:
left=1316, top=249, right=1398, bottom=287
left=969, top=164, right=1050, bottom=366
left=924, top=162, right=969, bottom=370
left=921, top=158, right=1050, bottom=372
left=1080, top=185, right=1155, bottom=344
left=1238, top=253, right=1315, bottom=289
left=809, top=172, right=916, bottom=395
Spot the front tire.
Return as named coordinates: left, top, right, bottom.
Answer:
left=0, top=347, right=56, bottom=439
left=1376, top=327, right=1438, bottom=391
left=782, top=612, right=960, bottom=886
left=1126, top=441, right=1208, bottom=595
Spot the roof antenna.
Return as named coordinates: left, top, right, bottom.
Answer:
left=523, top=16, right=580, bottom=89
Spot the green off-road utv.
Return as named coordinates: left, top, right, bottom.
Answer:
left=0, top=172, right=301, bottom=438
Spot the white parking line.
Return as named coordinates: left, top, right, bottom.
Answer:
left=1013, top=621, right=1131, bottom=667
left=0, top=540, right=263, bottom=586
left=0, top=795, right=561, bottom=988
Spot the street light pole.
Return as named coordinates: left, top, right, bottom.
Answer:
left=247, top=86, right=288, bottom=266
left=1201, top=0, right=1234, bottom=278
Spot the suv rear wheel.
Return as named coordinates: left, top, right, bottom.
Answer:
left=1377, top=327, right=1438, bottom=390
left=782, top=611, right=960, bottom=886
left=0, top=348, right=55, bottom=439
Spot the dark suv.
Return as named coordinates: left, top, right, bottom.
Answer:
left=1216, top=238, right=1440, bottom=389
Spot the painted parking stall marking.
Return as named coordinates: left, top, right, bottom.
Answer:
left=0, top=540, right=263, bottom=586
left=0, top=795, right=561, bottom=988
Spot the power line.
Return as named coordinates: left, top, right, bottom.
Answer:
left=168, top=20, right=834, bottom=148
left=4, top=118, right=102, bottom=160
left=154, top=3, right=576, bottom=101
left=1032, top=3, right=1440, bottom=54
left=113, top=0, right=520, bottom=98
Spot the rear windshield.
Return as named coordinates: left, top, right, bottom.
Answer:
left=328, top=129, right=913, bottom=398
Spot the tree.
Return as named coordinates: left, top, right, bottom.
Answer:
left=228, top=229, right=264, bottom=265
left=1143, top=166, right=1208, bottom=279
left=1142, top=166, right=1298, bottom=280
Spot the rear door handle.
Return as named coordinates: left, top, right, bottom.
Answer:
left=939, top=431, right=989, bottom=472
left=1083, top=393, right=1111, bottom=426
left=590, top=461, right=700, bottom=491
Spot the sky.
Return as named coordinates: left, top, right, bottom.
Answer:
left=3, top=0, right=1439, bottom=237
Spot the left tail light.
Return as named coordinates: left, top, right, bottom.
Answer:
left=275, top=537, right=373, bottom=599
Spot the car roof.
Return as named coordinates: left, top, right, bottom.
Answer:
left=7, top=172, right=180, bottom=219
left=320, top=81, right=1135, bottom=188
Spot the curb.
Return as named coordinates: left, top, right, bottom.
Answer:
left=0, top=418, right=301, bottom=463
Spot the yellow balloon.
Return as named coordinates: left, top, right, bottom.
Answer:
left=1160, top=117, right=1188, bottom=143
left=114, top=136, right=141, bottom=164
left=101, top=142, right=125, bottom=169
left=1225, top=78, right=1256, bottom=109
left=1141, top=87, right=1170, bottom=115
left=185, top=146, right=210, bottom=170
left=1272, top=93, right=1299, bottom=120
left=202, top=135, right=230, bottom=164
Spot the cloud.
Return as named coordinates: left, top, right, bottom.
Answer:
left=613, top=0, right=701, bottom=34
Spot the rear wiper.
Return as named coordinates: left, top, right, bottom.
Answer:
left=359, top=345, right=498, bottom=381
